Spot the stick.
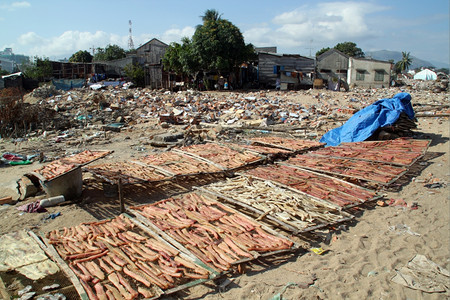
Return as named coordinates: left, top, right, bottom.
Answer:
left=118, top=176, right=124, bottom=213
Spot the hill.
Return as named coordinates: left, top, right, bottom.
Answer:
left=365, top=50, right=448, bottom=69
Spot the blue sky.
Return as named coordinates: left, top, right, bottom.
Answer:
left=1, top=0, right=448, bottom=65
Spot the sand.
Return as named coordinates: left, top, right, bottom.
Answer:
left=0, top=88, right=448, bottom=299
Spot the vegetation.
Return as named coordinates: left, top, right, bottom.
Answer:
left=0, top=69, right=10, bottom=76
left=163, top=9, right=255, bottom=87
left=124, top=63, right=145, bottom=87
left=23, top=56, right=53, bottom=81
left=394, top=51, right=412, bottom=74
left=93, top=44, right=126, bottom=61
left=69, top=50, right=93, bottom=63
left=316, top=42, right=364, bottom=58
left=315, top=47, right=331, bottom=57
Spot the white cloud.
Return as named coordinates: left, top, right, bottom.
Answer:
left=1, top=1, right=30, bottom=11
left=160, top=26, right=196, bottom=44
left=15, top=31, right=129, bottom=58
left=244, top=1, right=389, bottom=53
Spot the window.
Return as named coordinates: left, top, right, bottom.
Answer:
left=356, top=70, right=365, bottom=81
left=375, top=70, right=384, bottom=81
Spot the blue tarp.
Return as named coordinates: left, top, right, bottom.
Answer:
left=52, top=79, right=85, bottom=91
left=320, top=92, right=415, bottom=146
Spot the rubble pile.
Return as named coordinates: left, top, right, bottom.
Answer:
left=400, top=78, right=449, bottom=93
left=0, top=84, right=447, bottom=159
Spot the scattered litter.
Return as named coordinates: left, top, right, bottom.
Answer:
left=389, top=224, right=420, bottom=236
left=311, top=248, right=326, bottom=255
left=17, top=201, right=46, bottom=213
left=387, top=198, right=419, bottom=210
left=367, top=270, right=379, bottom=277
left=391, top=254, right=449, bottom=293
left=218, top=278, right=234, bottom=292
left=269, top=282, right=298, bottom=300
left=44, top=212, right=61, bottom=220
left=39, top=196, right=65, bottom=208
left=424, top=182, right=444, bottom=189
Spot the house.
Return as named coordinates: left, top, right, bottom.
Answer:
left=257, top=52, right=315, bottom=89
left=317, top=49, right=392, bottom=89
left=135, top=38, right=169, bottom=89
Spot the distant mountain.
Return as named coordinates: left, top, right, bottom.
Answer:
left=365, top=50, right=448, bottom=70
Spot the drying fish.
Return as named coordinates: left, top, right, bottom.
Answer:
left=139, top=151, right=221, bottom=175
left=60, top=150, right=112, bottom=166
left=130, top=192, right=295, bottom=272
left=311, top=138, right=430, bottom=166
left=284, top=154, right=408, bottom=184
left=202, top=175, right=347, bottom=231
left=244, top=165, right=377, bottom=207
left=179, top=143, right=262, bottom=169
left=33, top=160, right=77, bottom=181
left=86, top=161, right=169, bottom=184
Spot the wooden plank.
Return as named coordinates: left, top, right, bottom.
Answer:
left=39, top=233, right=88, bottom=300
left=172, top=149, right=227, bottom=171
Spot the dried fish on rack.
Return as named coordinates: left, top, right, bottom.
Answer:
left=138, top=151, right=222, bottom=176
left=178, top=143, right=263, bottom=170
left=33, top=160, right=78, bottom=181
left=200, top=176, right=350, bottom=233
left=283, top=154, right=408, bottom=185
left=250, top=136, right=324, bottom=152
left=86, top=161, right=170, bottom=184
left=244, top=165, right=378, bottom=208
left=225, top=143, right=293, bottom=156
left=44, top=214, right=212, bottom=299
left=130, top=192, right=296, bottom=272
left=60, top=150, right=113, bottom=166
left=311, top=138, right=430, bottom=166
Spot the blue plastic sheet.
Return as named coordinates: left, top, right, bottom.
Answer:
left=52, top=79, right=85, bottom=91
left=320, top=92, right=415, bottom=146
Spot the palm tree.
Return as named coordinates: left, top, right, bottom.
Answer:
left=397, top=51, right=412, bottom=72
left=201, top=9, right=221, bottom=23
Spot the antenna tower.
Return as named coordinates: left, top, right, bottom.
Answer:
left=128, top=20, right=135, bottom=50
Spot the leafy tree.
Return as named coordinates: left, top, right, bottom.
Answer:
left=0, top=69, right=10, bottom=76
left=69, top=50, right=93, bottom=63
left=93, top=44, right=126, bottom=61
left=201, top=9, right=222, bottom=22
left=192, top=9, right=253, bottom=72
left=316, top=47, right=331, bottom=57
left=334, top=42, right=364, bottom=58
left=124, top=63, right=145, bottom=87
left=396, top=51, right=412, bottom=73
left=163, top=9, right=254, bottom=89
left=23, top=56, right=53, bottom=81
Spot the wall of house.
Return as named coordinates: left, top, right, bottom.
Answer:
left=99, top=56, right=141, bottom=78
left=258, top=53, right=314, bottom=87
left=136, top=40, right=168, bottom=88
left=348, top=58, right=391, bottom=88
left=136, top=40, right=167, bottom=65
left=316, top=51, right=349, bottom=83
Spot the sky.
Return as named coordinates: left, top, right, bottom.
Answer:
left=0, top=0, right=449, bottom=65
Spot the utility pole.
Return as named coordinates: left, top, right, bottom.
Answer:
left=90, top=46, right=95, bottom=56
